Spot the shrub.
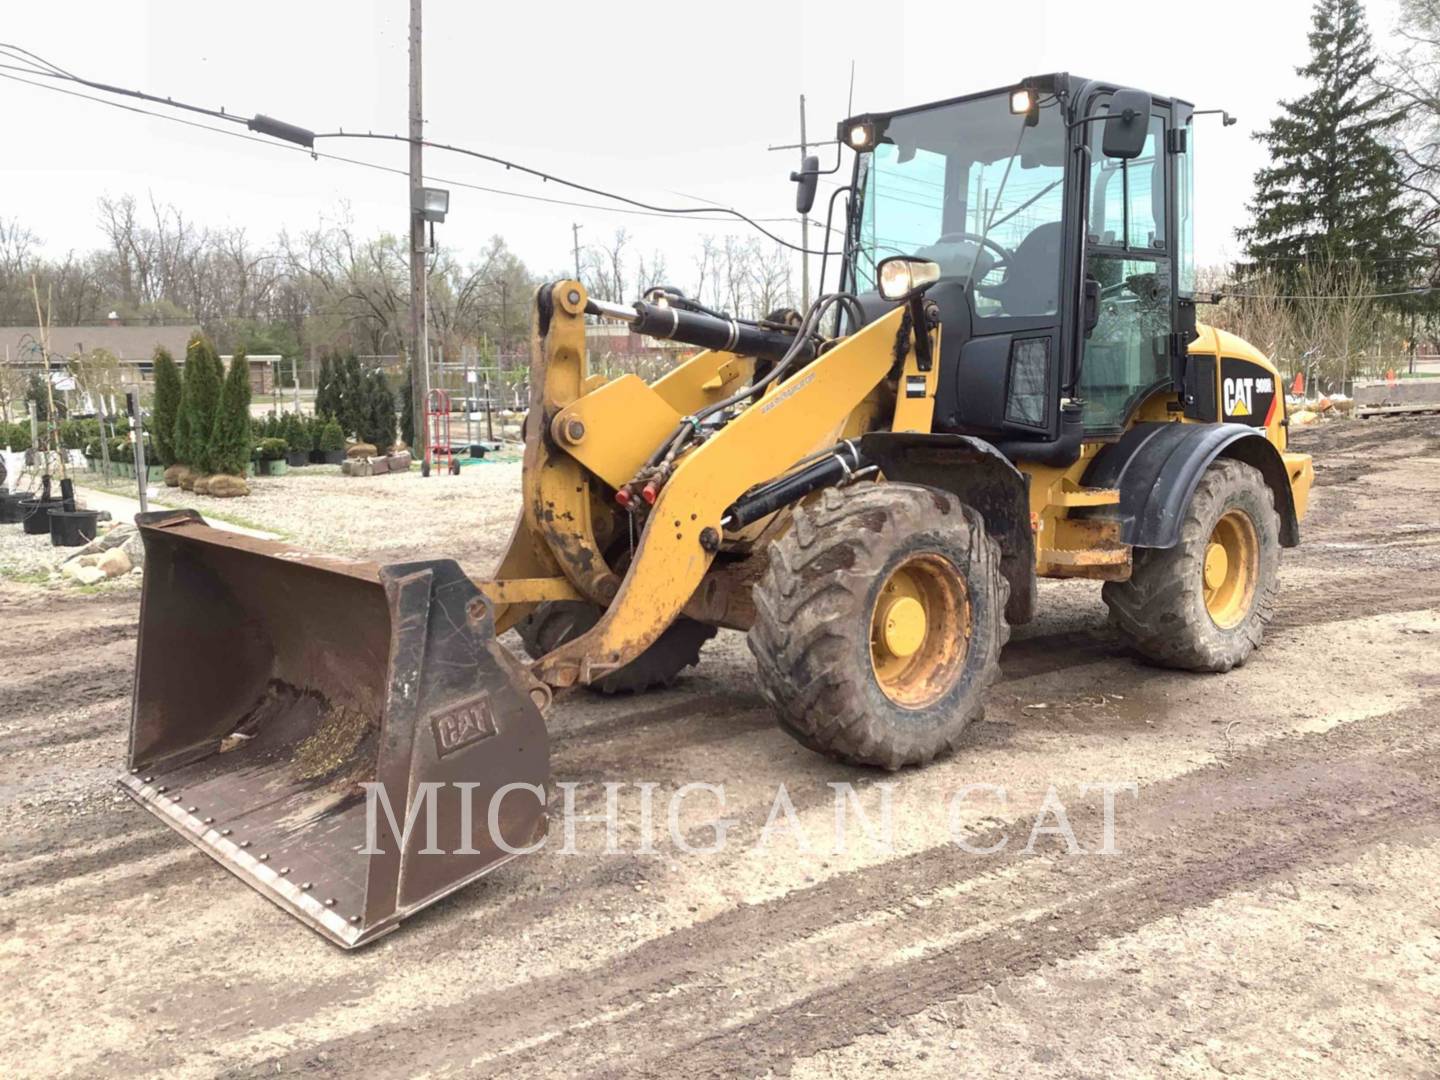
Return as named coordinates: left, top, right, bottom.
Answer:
left=256, top=437, right=288, bottom=461
left=209, top=350, right=254, bottom=476
left=307, top=414, right=324, bottom=451
left=110, top=437, right=133, bottom=464
left=338, top=355, right=366, bottom=440
left=281, top=411, right=306, bottom=452
left=176, top=334, right=224, bottom=469
left=399, top=371, right=415, bottom=449
left=151, top=347, right=182, bottom=466
left=319, top=417, right=345, bottom=452
left=361, top=370, right=396, bottom=452
left=4, top=421, right=30, bottom=452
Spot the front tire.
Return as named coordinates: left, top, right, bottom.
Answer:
left=748, top=483, right=1009, bottom=770
left=1103, top=458, right=1281, bottom=672
left=517, top=601, right=715, bottom=694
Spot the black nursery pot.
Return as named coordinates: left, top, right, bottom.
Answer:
left=323, top=450, right=345, bottom=465
left=308, top=449, right=326, bottom=464
left=1, top=491, right=37, bottom=524
left=286, top=451, right=309, bottom=468
left=49, top=509, right=100, bottom=547
left=22, top=497, right=66, bottom=535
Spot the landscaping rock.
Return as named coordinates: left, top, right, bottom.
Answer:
left=370, top=456, right=392, bottom=475
left=388, top=451, right=413, bottom=472
left=63, top=561, right=106, bottom=586
left=342, top=458, right=374, bottom=478
left=96, top=547, right=132, bottom=578
left=208, top=474, right=250, bottom=498
left=347, top=443, right=378, bottom=460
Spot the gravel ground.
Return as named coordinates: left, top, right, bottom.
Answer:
left=0, top=509, right=139, bottom=593
left=72, top=456, right=526, bottom=573
left=3, top=418, right=1439, bottom=1077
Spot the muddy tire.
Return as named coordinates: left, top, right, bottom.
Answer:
left=747, top=483, right=1009, bottom=770
left=517, top=601, right=715, bottom=694
left=1103, top=459, right=1281, bottom=673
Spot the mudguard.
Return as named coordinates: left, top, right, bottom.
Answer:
left=1084, top=422, right=1300, bottom=549
left=859, top=432, right=1037, bottom=625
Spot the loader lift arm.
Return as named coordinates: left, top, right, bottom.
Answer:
left=485, top=280, right=917, bottom=688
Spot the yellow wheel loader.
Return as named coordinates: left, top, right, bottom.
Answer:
left=121, top=74, right=1314, bottom=946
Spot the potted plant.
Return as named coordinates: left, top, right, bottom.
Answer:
left=283, top=413, right=310, bottom=467
left=319, top=417, right=346, bottom=465
left=255, top=437, right=289, bottom=476
left=308, top=415, right=327, bottom=464
left=111, top=437, right=132, bottom=478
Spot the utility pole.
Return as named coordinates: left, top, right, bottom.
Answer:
left=408, top=0, right=432, bottom=466
left=571, top=222, right=583, bottom=282
left=798, top=94, right=810, bottom=308
left=768, top=95, right=838, bottom=308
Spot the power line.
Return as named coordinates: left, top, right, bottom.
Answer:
left=0, top=45, right=830, bottom=253
left=0, top=69, right=809, bottom=232
left=1212, top=285, right=1438, bottom=301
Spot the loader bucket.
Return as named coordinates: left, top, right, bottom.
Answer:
left=120, top=510, right=550, bottom=948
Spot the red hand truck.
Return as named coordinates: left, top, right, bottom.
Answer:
left=423, top=389, right=460, bottom=476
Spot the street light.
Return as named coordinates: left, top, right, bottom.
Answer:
left=414, top=186, right=450, bottom=223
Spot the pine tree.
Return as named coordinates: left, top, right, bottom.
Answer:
left=361, top=371, right=396, bottom=452
left=151, top=348, right=182, bottom=466
left=1240, top=0, right=1420, bottom=298
left=316, top=354, right=339, bottom=420
left=209, top=350, right=254, bottom=475
left=182, top=335, right=226, bottom=473
left=339, top=354, right=366, bottom=440
left=399, top=369, right=415, bottom=450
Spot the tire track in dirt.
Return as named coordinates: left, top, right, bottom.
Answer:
left=231, top=701, right=1440, bottom=1078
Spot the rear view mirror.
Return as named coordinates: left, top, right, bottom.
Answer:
left=791, top=154, right=820, bottom=214
left=1103, top=88, right=1151, bottom=160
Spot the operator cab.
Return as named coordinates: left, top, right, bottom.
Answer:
left=838, top=74, right=1197, bottom=455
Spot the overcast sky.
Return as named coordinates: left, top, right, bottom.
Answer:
left=3, top=0, right=1401, bottom=292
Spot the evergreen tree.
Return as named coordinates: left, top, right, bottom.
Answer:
left=399, top=368, right=415, bottom=449
left=150, top=347, right=182, bottom=466
left=315, top=354, right=340, bottom=419
left=361, top=370, right=396, bottom=452
left=319, top=416, right=345, bottom=453
left=179, top=334, right=225, bottom=472
left=209, top=350, right=254, bottom=476
left=339, top=354, right=366, bottom=440
left=1240, top=0, right=1420, bottom=297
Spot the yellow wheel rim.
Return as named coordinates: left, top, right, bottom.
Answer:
left=1203, top=509, right=1259, bottom=629
left=869, top=554, right=970, bottom=708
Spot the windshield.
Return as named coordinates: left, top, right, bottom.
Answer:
left=851, top=90, right=1068, bottom=318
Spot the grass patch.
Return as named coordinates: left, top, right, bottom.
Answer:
left=0, top=566, right=52, bottom=585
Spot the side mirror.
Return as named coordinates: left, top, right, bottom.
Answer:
left=877, top=256, right=941, bottom=301
left=1102, top=88, right=1151, bottom=160
left=791, top=154, right=820, bottom=215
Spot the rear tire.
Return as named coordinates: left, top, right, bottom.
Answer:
left=748, top=483, right=1009, bottom=770
left=517, top=601, right=715, bottom=694
left=1103, top=458, right=1281, bottom=673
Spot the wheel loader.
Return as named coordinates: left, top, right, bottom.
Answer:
left=121, top=73, right=1314, bottom=946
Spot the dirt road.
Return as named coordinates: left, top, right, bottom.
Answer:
left=3, top=417, right=1439, bottom=1078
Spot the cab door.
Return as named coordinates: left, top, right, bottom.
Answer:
left=1077, top=94, right=1188, bottom=434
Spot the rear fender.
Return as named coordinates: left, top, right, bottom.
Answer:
left=1083, top=422, right=1300, bottom=549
